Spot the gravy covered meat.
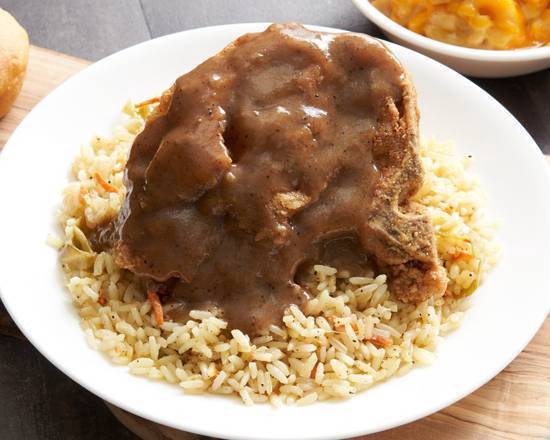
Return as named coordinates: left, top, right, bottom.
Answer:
left=108, top=23, right=447, bottom=334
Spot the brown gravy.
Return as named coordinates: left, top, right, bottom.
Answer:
left=99, top=24, right=447, bottom=335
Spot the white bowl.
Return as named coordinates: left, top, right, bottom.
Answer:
left=1, top=23, right=550, bottom=440
left=352, top=0, right=550, bottom=77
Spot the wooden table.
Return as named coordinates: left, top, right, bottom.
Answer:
left=1, top=43, right=549, bottom=440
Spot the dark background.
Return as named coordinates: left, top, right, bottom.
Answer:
left=0, top=1, right=548, bottom=439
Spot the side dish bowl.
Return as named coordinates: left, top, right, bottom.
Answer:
left=0, top=23, right=549, bottom=440
left=352, top=0, right=550, bottom=77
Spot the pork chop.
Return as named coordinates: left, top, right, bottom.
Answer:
left=111, top=23, right=447, bottom=333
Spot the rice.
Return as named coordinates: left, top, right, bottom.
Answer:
left=56, top=102, right=499, bottom=406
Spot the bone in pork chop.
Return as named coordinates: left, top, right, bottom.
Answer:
left=111, top=23, right=447, bottom=334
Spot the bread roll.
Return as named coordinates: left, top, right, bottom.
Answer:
left=0, top=9, right=29, bottom=118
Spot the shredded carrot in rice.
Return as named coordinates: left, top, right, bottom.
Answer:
left=148, top=290, right=164, bottom=326
left=136, top=96, right=160, bottom=108
left=98, top=289, right=107, bottom=306
left=451, top=251, right=473, bottom=262
left=310, top=363, right=318, bottom=379
left=329, top=316, right=359, bottom=333
left=94, top=172, right=118, bottom=193
left=368, top=334, right=392, bottom=348
left=78, top=187, right=88, bottom=205
left=327, top=315, right=340, bottom=329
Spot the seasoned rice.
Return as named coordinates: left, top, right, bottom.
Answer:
left=55, top=102, right=499, bottom=406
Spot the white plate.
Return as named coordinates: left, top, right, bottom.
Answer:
left=0, top=23, right=549, bottom=440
